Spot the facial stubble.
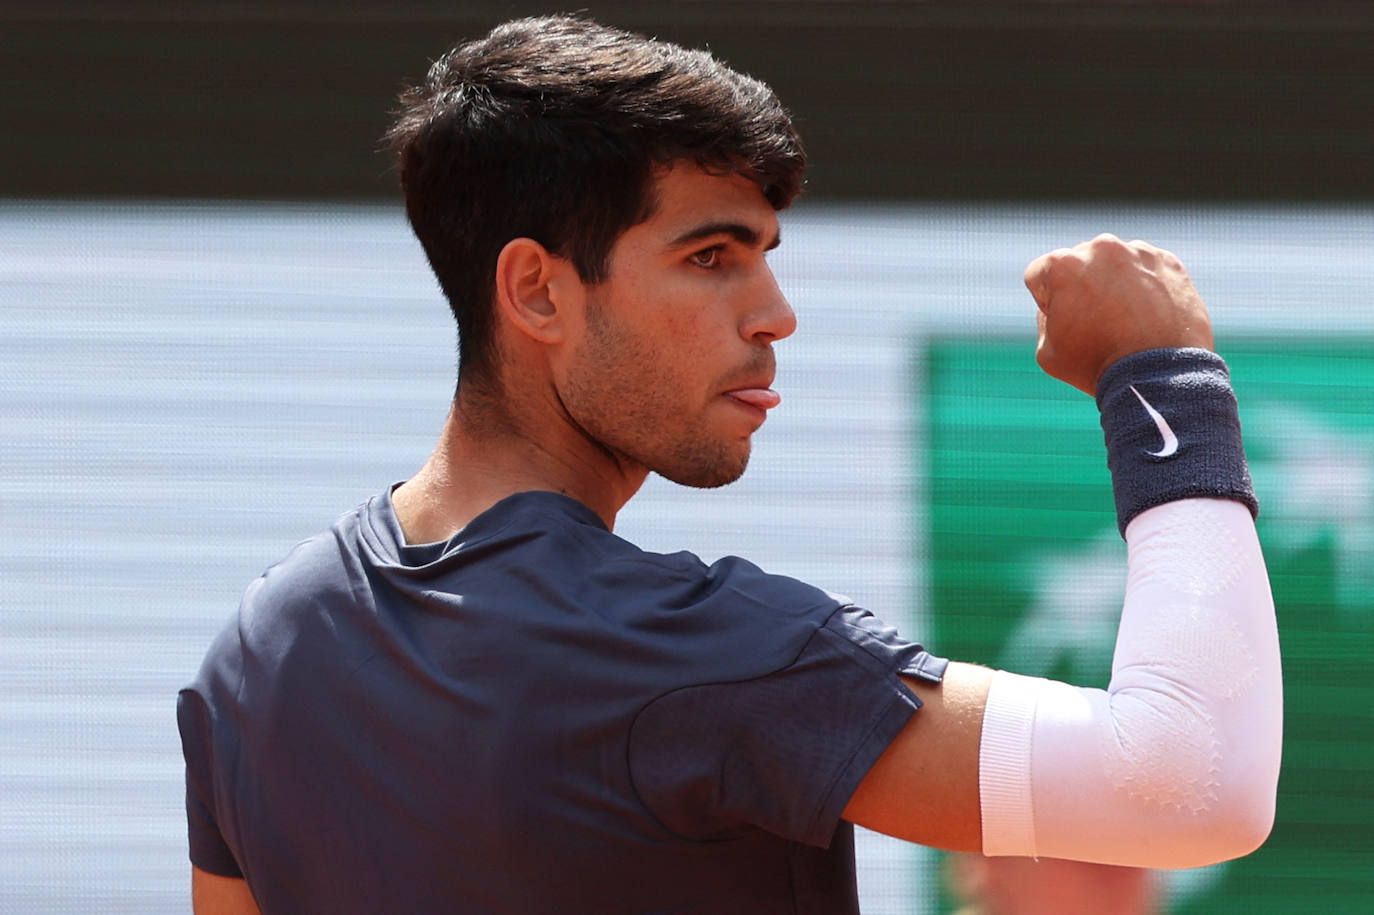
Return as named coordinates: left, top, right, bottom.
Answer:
left=562, top=300, right=754, bottom=490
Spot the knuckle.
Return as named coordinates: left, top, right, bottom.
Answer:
left=1088, top=233, right=1128, bottom=257
left=1046, top=247, right=1079, bottom=273
left=1026, top=249, right=1071, bottom=294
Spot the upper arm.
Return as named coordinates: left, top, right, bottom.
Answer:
left=842, top=660, right=994, bottom=853
left=192, top=866, right=261, bottom=915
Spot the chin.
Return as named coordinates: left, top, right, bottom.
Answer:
left=656, top=448, right=751, bottom=490
left=668, top=468, right=746, bottom=489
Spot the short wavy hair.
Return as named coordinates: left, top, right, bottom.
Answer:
left=386, top=14, right=806, bottom=386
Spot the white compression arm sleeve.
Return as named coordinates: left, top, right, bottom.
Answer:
left=978, top=497, right=1282, bottom=868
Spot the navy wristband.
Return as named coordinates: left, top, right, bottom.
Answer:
left=1096, top=347, right=1259, bottom=537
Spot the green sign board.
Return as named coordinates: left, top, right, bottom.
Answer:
left=926, top=338, right=1374, bottom=913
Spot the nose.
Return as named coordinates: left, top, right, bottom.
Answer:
left=741, top=267, right=797, bottom=344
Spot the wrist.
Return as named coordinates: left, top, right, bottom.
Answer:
left=1096, top=347, right=1258, bottom=536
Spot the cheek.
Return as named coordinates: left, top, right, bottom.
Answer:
left=620, top=309, right=716, bottom=379
left=580, top=281, right=731, bottom=412
left=656, top=294, right=736, bottom=361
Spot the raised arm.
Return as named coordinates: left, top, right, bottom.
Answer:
left=844, top=234, right=1282, bottom=869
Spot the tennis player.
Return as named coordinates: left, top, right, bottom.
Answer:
left=178, top=15, right=1281, bottom=914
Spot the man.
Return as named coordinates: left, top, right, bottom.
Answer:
left=178, top=15, right=1282, bottom=914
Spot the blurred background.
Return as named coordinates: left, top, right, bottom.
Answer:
left=2, top=1, right=1371, bottom=912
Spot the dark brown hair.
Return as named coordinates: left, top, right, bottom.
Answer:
left=386, top=14, right=806, bottom=386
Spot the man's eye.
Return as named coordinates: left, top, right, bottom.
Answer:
left=689, top=247, right=722, bottom=268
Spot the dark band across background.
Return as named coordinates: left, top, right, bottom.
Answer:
left=3, top=0, right=1373, bottom=201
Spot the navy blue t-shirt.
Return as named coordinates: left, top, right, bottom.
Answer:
left=178, top=489, right=946, bottom=913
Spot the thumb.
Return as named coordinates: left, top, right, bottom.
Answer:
left=1023, top=254, right=1052, bottom=312
left=1034, top=308, right=1053, bottom=370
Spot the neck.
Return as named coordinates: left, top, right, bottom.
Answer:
left=391, top=379, right=647, bottom=543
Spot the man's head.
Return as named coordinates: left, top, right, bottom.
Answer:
left=386, top=15, right=806, bottom=389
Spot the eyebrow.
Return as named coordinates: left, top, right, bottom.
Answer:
left=666, top=221, right=782, bottom=252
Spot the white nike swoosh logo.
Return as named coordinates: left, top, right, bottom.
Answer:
left=1129, top=385, right=1179, bottom=458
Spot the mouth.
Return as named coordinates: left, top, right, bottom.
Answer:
left=722, top=386, right=781, bottom=411
left=721, top=354, right=780, bottom=421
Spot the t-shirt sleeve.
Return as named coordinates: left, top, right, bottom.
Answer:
left=177, top=686, right=244, bottom=877
left=627, top=605, right=947, bottom=848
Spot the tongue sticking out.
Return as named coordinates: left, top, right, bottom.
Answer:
left=727, top=388, right=781, bottom=409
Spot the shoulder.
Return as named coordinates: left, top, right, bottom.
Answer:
left=240, top=501, right=374, bottom=625
left=707, top=553, right=846, bottom=604
left=184, top=501, right=372, bottom=690
left=511, top=495, right=848, bottom=634
left=592, top=530, right=845, bottom=617
left=597, top=546, right=859, bottom=681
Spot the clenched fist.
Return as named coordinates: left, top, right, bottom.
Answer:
left=1024, top=234, right=1215, bottom=395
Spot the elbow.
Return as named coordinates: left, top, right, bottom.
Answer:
left=1232, top=800, right=1277, bottom=860
left=1105, top=688, right=1282, bottom=869
left=1200, top=706, right=1284, bottom=865
left=1127, top=789, right=1275, bottom=871
left=1159, top=762, right=1279, bottom=869
left=1210, top=767, right=1279, bottom=864
left=1194, top=797, right=1275, bottom=868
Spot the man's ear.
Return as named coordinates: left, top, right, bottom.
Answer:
left=493, top=237, right=581, bottom=345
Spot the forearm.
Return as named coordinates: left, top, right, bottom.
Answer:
left=981, top=499, right=1280, bottom=867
